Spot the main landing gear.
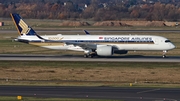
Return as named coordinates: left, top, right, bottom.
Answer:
left=162, top=50, right=167, bottom=58
left=84, top=54, right=96, bottom=58
left=84, top=49, right=97, bottom=58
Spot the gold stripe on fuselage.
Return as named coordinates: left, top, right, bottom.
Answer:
left=29, top=42, right=64, bottom=46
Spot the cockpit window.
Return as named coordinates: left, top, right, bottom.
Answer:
left=165, top=40, right=171, bottom=43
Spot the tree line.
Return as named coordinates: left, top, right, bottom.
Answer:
left=0, top=0, right=180, bottom=21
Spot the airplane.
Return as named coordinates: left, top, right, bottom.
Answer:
left=10, top=13, right=175, bottom=58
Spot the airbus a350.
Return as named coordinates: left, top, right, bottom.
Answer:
left=11, top=13, right=175, bottom=58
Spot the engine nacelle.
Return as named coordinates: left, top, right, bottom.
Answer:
left=96, top=46, right=113, bottom=56
left=114, top=50, right=128, bottom=54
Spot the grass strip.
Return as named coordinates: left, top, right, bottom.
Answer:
left=0, top=61, right=180, bottom=87
left=0, top=96, right=121, bottom=101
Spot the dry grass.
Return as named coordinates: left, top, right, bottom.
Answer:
left=1, top=67, right=180, bottom=83
left=0, top=61, right=180, bottom=87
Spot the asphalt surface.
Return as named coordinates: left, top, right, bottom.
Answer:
left=0, top=54, right=180, bottom=62
left=0, top=86, right=179, bottom=101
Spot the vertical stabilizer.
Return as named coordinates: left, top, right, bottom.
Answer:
left=10, top=13, right=36, bottom=36
left=84, top=30, right=90, bottom=35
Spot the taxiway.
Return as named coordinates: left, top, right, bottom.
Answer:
left=0, top=54, right=180, bottom=62
left=0, top=86, right=179, bottom=101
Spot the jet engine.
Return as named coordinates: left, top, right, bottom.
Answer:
left=96, top=46, right=113, bottom=56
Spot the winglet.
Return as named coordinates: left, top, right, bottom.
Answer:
left=10, top=13, right=36, bottom=36
left=84, top=30, right=90, bottom=35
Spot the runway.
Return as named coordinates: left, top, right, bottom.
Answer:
left=0, top=86, right=179, bottom=101
left=0, top=54, right=180, bottom=62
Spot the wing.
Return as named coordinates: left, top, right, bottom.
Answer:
left=66, top=42, right=97, bottom=49
left=35, top=33, right=97, bottom=49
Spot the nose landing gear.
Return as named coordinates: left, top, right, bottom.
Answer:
left=162, top=50, right=167, bottom=58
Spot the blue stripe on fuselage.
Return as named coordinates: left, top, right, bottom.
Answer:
left=26, top=40, right=154, bottom=43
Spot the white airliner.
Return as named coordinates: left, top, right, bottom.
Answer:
left=11, top=13, right=175, bottom=58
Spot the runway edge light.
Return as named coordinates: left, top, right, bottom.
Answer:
left=17, top=96, right=22, bottom=100
left=130, top=83, right=133, bottom=87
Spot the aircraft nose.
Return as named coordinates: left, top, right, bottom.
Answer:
left=170, top=43, right=176, bottom=49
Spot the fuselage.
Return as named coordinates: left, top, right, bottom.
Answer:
left=17, top=34, right=175, bottom=52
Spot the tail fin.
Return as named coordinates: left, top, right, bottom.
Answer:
left=84, top=30, right=90, bottom=35
left=10, top=13, right=36, bottom=36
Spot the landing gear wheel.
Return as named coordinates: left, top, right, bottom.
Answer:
left=84, top=54, right=95, bottom=58
left=84, top=54, right=88, bottom=58
left=89, top=55, right=94, bottom=58
left=162, top=50, right=167, bottom=58
left=162, top=55, right=166, bottom=58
